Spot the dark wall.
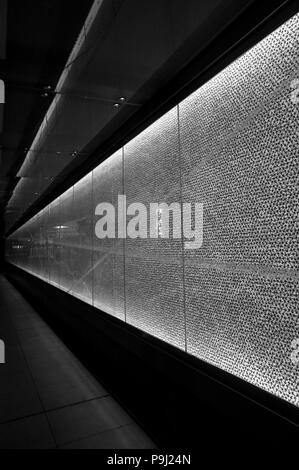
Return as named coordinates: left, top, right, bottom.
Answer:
left=0, top=213, right=5, bottom=271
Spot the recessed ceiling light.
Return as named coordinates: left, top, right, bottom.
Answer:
left=113, top=103, right=120, bottom=108
left=119, top=97, right=126, bottom=102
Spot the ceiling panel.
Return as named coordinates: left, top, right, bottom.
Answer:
left=0, top=0, right=94, bottom=214
left=4, top=0, right=258, bottom=230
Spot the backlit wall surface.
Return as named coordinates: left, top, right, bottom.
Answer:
left=6, top=14, right=299, bottom=406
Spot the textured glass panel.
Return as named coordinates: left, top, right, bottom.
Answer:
left=69, top=172, right=93, bottom=304
left=7, top=233, right=18, bottom=267
left=124, top=108, right=185, bottom=349
left=185, top=266, right=299, bottom=405
left=59, top=187, right=75, bottom=292
left=16, top=223, right=29, bottom=272
left=92, top=150, right=125, bottom=320
left=23, top=219, right=34, bottom=275
left=180, top=15, right=299, bottom=270
left=46, top=197, right=61, bottom=287
left=5, top=13, right=299, bottom=408
left=31, top=214, right=39, bottom=277
left=125, top=257, right=185, bottom=347
left=180, top=14, right=299, bottom=405
left=40, top=208, right=49, bottom=282
left=32, top=211, right=46, bottom=280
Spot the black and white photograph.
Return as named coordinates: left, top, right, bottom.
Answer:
left=0, top=0, right=298, bottom=458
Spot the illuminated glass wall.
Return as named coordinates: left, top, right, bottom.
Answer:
left=6, top=14, right=299, bottom=407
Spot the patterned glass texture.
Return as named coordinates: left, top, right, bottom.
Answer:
left=6, top=14, right=299, bottom=406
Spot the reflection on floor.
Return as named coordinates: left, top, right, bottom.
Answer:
left=0, top=276, right=156, bottom=449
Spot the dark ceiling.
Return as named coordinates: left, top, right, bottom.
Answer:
left=0, top=0, right=298, bottom=238
left=0, top=0, right=93, bottom=222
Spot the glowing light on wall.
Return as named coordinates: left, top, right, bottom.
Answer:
left=6, top=14, right=299, bottom=407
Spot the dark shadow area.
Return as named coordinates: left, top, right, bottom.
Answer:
left=0, top=274, right=156, bottom=449
left=5, top=263, right=299, bottom=451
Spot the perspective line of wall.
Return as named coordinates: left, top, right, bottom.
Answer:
left=6, top=13, right=299, bottom=407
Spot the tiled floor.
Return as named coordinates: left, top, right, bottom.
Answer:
left=0, top=276, right=156, bottom=449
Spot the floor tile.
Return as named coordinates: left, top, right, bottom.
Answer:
left=28, top=355, right=95, bottom=388
left=19, top=335, right=68, bottom=359
left=0, top=347, right=28, bottom=376
left=0, top=414, right=56, bottom=449
left=38, top=377, right=108, bottom=410
left=0, top=276, right=155, bottom=449
left=47, top=397, right=133, bottom=446
left=17, top=325, right=57, bottom=341
left=0, top=370, right=43, bottom=423
left=12, top=316, right=46, bottom=331
left=61, top=423, right=157, bottom=449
